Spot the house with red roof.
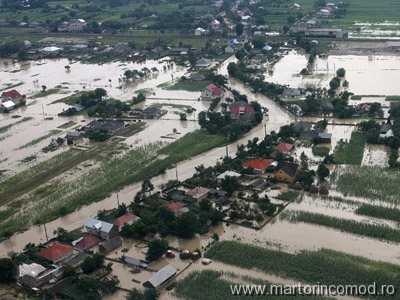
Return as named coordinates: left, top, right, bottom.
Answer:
left=37, top=243, right=74, bottom=264
left=165, top=202, right=189, bottom=216
left=186, top=186, right=210, bottom=201
left=229, top=101, right=255, bottom=123
left=1, top=89, right=25, bottom=101
left=113, top=212, right=140, bottom=232
left=201, top=83, right=224, bottom=100
left=243, top=158, right=275, bottom=174
left=73, top=233, right=101, bottom=251
left=274, top=142, right=294, bottom=154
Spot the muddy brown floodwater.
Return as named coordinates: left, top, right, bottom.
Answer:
left=1, top=51, right=399, bottom=300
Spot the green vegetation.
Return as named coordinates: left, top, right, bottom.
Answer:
left=331, top=165, right=400, bottom=204
left=206, top=241, right=400, bottom=300
left=333, top=131, right=365, bottom=165
left=160, top=80, right=211, bottom=92
left=146, top=239, right=168, bottom=262
left=385, top=96, right=400, bottom=101
left=356, top=204, right=400, bottom=222
left=312, top=146, right=330, bottom=157
left=0, top=130, right=227, bottom=240
left=16, top=130, right=62, bottom=150
left=174, top=270, right=333, bottom=300
left=281, top=210, right=400, bottom=244
left=274, top=190, right=300, bottom=202
left=31, top=88, right=60, bottom=98
left=21, top=155, right=37, bottom=163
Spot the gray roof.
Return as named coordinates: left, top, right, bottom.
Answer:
left=124, top=256, right=148, bottom=268
left=15, top=263, right=46, bottom=279
left=64, top=251, right=88, bottom=266
left=318, top=132, right=332, bottom=139
left=84, top=218, right=114, bottom=233
left=99, top=236, right=123, bottom=253
left=144, top=265, right=176, bottom=288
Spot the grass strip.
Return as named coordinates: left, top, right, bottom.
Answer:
left=205, top=241, right=400, bottom=300
left=174, top=270, right=334, bottom=300
left=355, top=204, right=400, bottom=223
left=280, top=210, right=400, bottom=244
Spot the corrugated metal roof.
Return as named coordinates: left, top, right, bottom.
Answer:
left=145, top=265, right=176, bottom=288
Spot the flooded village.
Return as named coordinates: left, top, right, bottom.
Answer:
left=1, top=1, right=400, bottom=300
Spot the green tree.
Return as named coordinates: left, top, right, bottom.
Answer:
left=317, top=163, right=330, bottom=181
left=146, top=239, right=168, bottom=261
left=126, top=288, right=158, bottom=300
left=176, top=212, right=198, bottom=238
left=220, top=175, right=238, bottom=195
left=81, top=253, right=105, bottom=274
left=0, top=258, right=16, bottom=283
left=336, top=67, right=346, bottom=77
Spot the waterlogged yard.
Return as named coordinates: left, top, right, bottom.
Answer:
left=0, top=130, right=226, bottom=240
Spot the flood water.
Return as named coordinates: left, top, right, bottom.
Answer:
left=1, top=51, right=400, bottom=300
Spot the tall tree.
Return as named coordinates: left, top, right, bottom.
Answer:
left=0, top=258, right=16, bottom=283
left=146, top=239, right=168, bottom=261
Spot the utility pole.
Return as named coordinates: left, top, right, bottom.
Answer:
left=117, top=191, right=120, bottom=207
left=226, top=143, right=228, bottom=157
left=43, top=223, right=49, bottom=243
left=175, top=164, right=179, bottom=181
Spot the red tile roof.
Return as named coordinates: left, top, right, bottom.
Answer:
left=2, top=89, right=25, bottom=100
left=165, top=202, right=186, bottom=216
left=186, top=187, right=210, bottom=199
left=243, top=158, right=275, bottom=170
left=275, top=142, right=294, bottom=152
left=113, top=212, right=139, bottom=227
left=205, top=84, right=224, bottom=96
left=37, top=243, right=73, bottom=261
left=74, top=233, right=101, bottom=251
left=231, top=106, right=254, bottom=115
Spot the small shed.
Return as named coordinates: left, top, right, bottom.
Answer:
left=143, top=265, right=177, bottom=289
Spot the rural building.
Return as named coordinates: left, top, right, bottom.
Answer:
left=186, top=186, right=210, bottom=201
left=305, top=28, right=348, bottom=38
left=229, top=101, right=255, bottom=123
left=293, top=121, right=312, bottom=132
left=65, top=131, right=85, bottom=141
left=224, top=44, right=240, bottom=53
left=195, top=27, right=207, bottom=35
left=274, top=142, right=294, bottom=154
left=123, top=256, right=148, bottom=268
left=72, top=233, right=101, bottom=251
left=99, top=236, right=123, bottom=253
left=195, top=58, right=211, bottom=68
left=164, top=202, right=189, bottom=216
left=15, top=263, right=46, bottom=288
left=1, top=89, right=26, bottom=101
left=318, top=132, right=332, bottom=143
left=142, top=107, right=166, bottom=119
left=243, top=158, right=275, bottom=173
left=211, top=19, right=220, bottom=30
left=291, top=3, right=300, bottom=10
left=40, top=46, right=63, bottom=54
left=248, top=178, right=267, bottom=192
left=1, top=100, right=15, bottom=111
left=208, top=188, right=228, bottom=198
left=379, top=123, right=394, bottom=138
left=282, top=88, right=301, bottom=98
left=84, top=218, right=119, bottom=240
left=216, top=170, right=242, bottom=181
left=37, top=243, right=74, bottom=264
left=113, top=212, right=140, bottom=231
left=275, top=162, right=299, bottom=183
left=82, top=120, right=125, bottom=134
left=64, top=252, right=88, bottom=267
left=169, top=48, right=189, bottom=56
left=201, top=83, right=224, bottom=100
left=299, top=128, right=324, bottom=141
left=143, top=265, right=177, bottom=289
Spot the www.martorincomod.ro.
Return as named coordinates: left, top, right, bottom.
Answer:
left=230, top=282, right=397, bottom=297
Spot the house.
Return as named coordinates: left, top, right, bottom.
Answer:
left=195, top=58, right=211, bottom=68
left=63, top=251, right=88, bottom=266
left=293, top=121, right=312, bottom=132
left=291, top=3, right=300, bottom=11
left=113, top=42, right=131, bottom=54
left=208, top=188, right=228, bottom=198
left=37, top=243, right=74, bottom=264
left=84, top=218, right=119, bottom=240
left=189, top=73, right=206, bottom=81
left=165, top=202, right=189, bottom=216
left=224, top=44, right=239, bottom=54
left=113, top=212, right=140, bottom=231
left=243, top=158, right=275, bottom=173
left=65, top=131, right=85, bottom=140
left=142, top=107, right=166, bottom=119
left=15, top=263, right=46, bottom=288
left=216, top=170, right=242, bottom=182
left=72, top=233, right=101, bottom=251
left=82, top=120, right=125, bottom=134
left=282, top=88, right=301, bottom=98
left=143, top=265, right=177, bottom=289
left=201, top=83, right=224, bottom=100
left=169, top=48, right=189, bottom=56
left=211, top=19, right=220, bottom=30
left=24, top=40, right=32, bottom=48
left=186, top=186, right=210, bottom=201
left=275, top=142, right=294, bottom=154
left=318, top=132, right=332, bottom=143
left=2, top=89, right=26, bottom=101
left=41, top=46, right=63, bottom=54
left=248, top=178, right=267, bottom=192
left=299, top=128, right=324, bottom=141
left=99, top=236, right=123, bottom=253
left=195, top=27, right=207, bottom=35
left=275, top=162, right=299, bottom=183
left=379, top=123, right=394, bottom=138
